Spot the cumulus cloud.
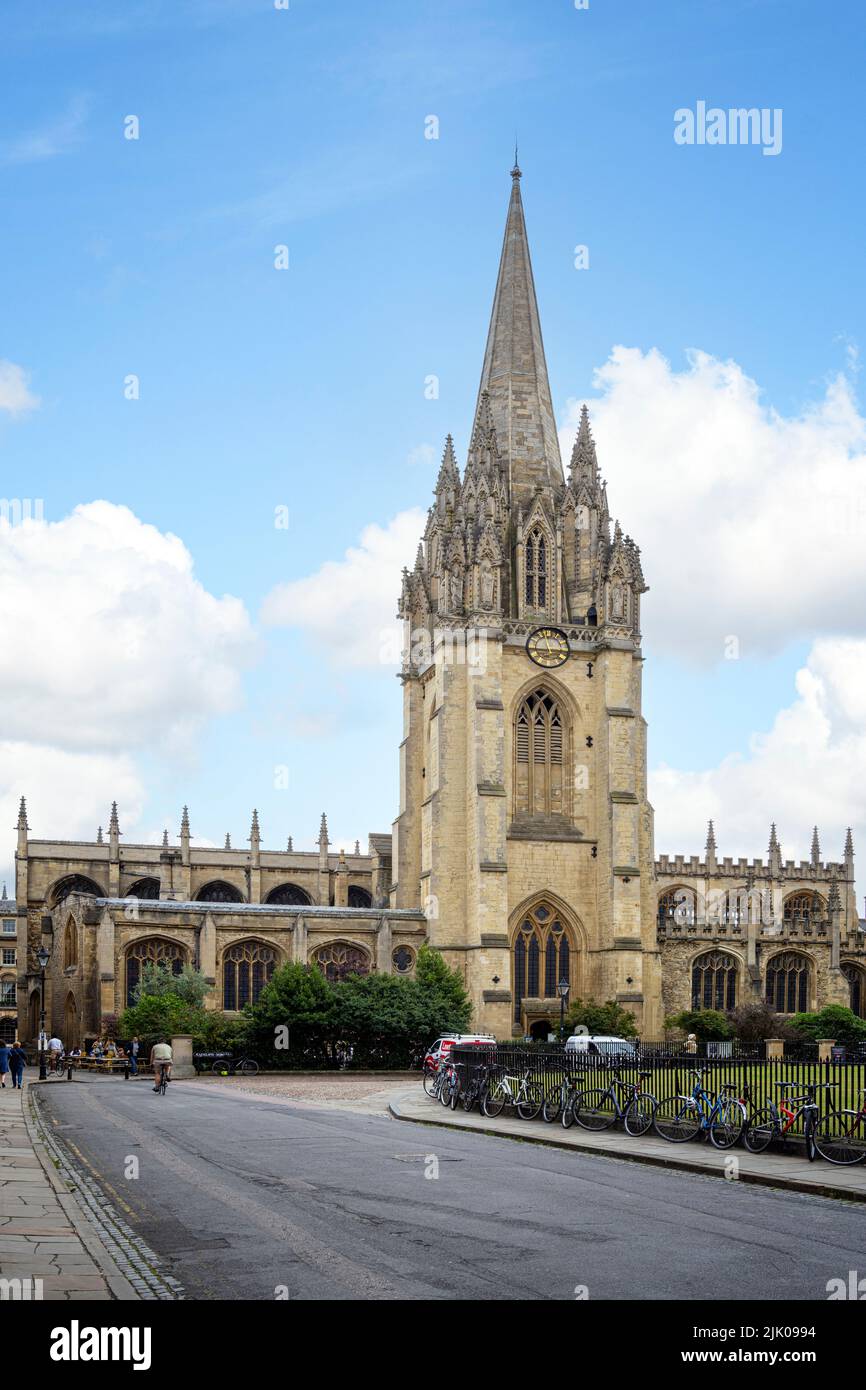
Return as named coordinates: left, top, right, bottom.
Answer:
left=650, top=637, right=866, bottom=867
left=560, top=347, right=866, bottom=663
left=0, top=360, right=39, bottom=416
left=0, top=500, right=256, bottom=753
left=260, top=508, right=424, bottom=668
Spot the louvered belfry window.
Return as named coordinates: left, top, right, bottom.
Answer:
left=525, top=528, right=548, bottom=610
left=514, top=688, right=567, bottom=818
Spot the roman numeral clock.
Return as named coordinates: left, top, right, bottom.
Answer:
left=526, top=626, right=570, bottom=668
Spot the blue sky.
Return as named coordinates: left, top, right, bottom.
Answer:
left=2, top=0, right=865, bottom=893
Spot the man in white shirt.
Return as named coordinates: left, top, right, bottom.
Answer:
left=150, top=1039, right=173, bottom=1091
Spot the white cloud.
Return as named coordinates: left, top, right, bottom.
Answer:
left=0, top=360, right=39, bottom=416
left=650, top=637, right=866, bottom=871
left=0, top=94, right=89, bottom=165
left=0, top=500, right=256, bottom=753
left=561, top=347, right=866, bottom=663
left=260, top=508, right=424, bottom=668
left=407, top=444, right=436, bottom=470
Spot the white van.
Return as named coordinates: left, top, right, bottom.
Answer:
left=564, top=1034, right=637, bottom=1058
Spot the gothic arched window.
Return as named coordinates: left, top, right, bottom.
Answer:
left=195, top=881, right=245, bottom=904
left=264, top=883, right=311, bottom=906
left=783, top=893, right=824, bottom=927
left=312, top=942, right=371, bottom=983
left=223, top=940, right=277, bottom=1011
left=511, top=904, right=573, bottom=1024
left=524, top=527, right=548, bottom=611
left=127, top=878, right=160, bottom=900
left=657, top=887, right=696, bottom=929
left=63, top=919, right=78, bottom=971
left=766, top=952, right=811, bottom=1014
left=514, top=688, right=569, bottom=819
left=842, top=962, right=866, bottom=1019
left=126, top=938, right=185, bottom=1007
left=691, top=951, right=738, bottom=1011
left=50, top=875, right=103, bottom=906
left=348, top=886, right=372, bottom=908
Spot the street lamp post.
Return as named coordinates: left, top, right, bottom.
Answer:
left=36, top=944, right=50, bottom=1080
left=558, top=976, right=570, bottom=1042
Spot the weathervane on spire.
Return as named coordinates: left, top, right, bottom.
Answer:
left=511, top=139, right=521, bottom=179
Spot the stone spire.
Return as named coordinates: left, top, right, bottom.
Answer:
left=704, top=820, right=717, bottom=870
left=569, top=404, right=599, bottom=486
left=318, top=812, right=329, bottom=852
left=768, top=823, right=781, bottom=874
left=249, top=809, right=260, bottom=851
left=811, top=826, right=821, bottom=867
left=354, top=840, right=360, bottom=856
left=224, top=833, right=232, bottom=851
left=162, top=829, right=169, bottom=848
left=109, top=801, right=120, bottom=860
left=287, top=835, right=293, bottom=852
left=473, top=162, right=563, bottom=509
left=96, top=825, right=104, bottom=845
left=844, top=827, right=854, bottom=869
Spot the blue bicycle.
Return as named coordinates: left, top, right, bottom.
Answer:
left=653, top=1068, right=746, bottom=1150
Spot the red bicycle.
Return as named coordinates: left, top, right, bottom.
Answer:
left=744, top=1080, right=835, bottom=1161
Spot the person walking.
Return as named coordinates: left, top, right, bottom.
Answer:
left=0, top=1041, right=10, bottom=1088
left=9, top=1041, right=26, bottom=1089
left=129, top=1036, right=140, bottom=1076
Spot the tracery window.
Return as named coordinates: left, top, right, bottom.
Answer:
left=657, top=887, right=697, bottom=929
left=348, top=886, right=372, bottom=908
left=524, top=527, right=548, bottom=610
left=783, top=893, right=824, bottom=927
left=514, top=688, right=568, bottom=819
left=126, top=938, right=185, bottom=1007
left=51, top=875, right=102, bottom=906
left=842, top=962, right=866, bottom=1019
left=195, top=881, right=245, bottom=904
left=223, top=940, right=277, bottom=1011
left=264, top=883, right=311, bottom=906
left=392, top=946, right=415, bottom=974
left=312, top=942, right=371, bottom=983
left=127, top=878, right=160, bottom=900
left=512, top=904, right=572, bottom=1024
left=766, top=952, right=811, bottom=1014
left=691, top=951, right=738, bottom=1011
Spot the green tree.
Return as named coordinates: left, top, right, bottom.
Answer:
left=133, top=961, right=209, bottom=1007
left=787, top=1004, right=866, bottom=1046
left=240, top=961, right=337, bottom=1062
left=118, top=993, right=208, bottom=1050
left=565, top=998, right=638, bottom=1038
left=414, top=944, right=472, bottom=1031
left=665, top=1008, right=733, bottom=1042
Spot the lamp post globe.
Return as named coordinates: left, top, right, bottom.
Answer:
left=557, top=976, right=570, bottom=1041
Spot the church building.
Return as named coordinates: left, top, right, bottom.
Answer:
left=12, top=166, right=866, bottom=1046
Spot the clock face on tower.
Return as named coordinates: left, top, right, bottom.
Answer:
left=526, top=626, right=570, bottom=668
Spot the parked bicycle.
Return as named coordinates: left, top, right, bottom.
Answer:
left=460, top=1062, right=489, bottom=1113
left=814, top=1085, right=866, bottom=1166
left=482, top=1067, right=545, bottom=1120
left=542, top=1069, right=585, bottom=1124
left=745, top=1079, right=833, bottom=1161
left=211, top=1056, right=259, bottom=1077
left=653, top=1068, right=746, bottom=1149
left=569, top=1068, right=658, bottom=1136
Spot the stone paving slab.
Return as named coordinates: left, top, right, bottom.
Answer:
left=390, top=1086, right=866, bottom=1202
left=0, top=1084, right=138, bottom=1302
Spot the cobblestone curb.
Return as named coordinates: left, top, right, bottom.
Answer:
left=28, top=1088, right=184, bottom=1301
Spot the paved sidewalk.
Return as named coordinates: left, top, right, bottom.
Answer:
left=391, top=1086, right=866, bottom=1202
left=0, top=1083, right=137, bottom=1300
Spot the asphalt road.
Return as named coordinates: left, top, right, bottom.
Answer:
left=36, top=1076, right=866, bottom=1301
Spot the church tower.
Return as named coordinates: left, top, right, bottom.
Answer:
left=393, top=164, right=661, bottom=1036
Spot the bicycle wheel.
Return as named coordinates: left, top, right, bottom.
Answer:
left=461, top=1083, right=477, bottom=1112
left=238, top=1058, right=259, bottom=1076
left=814, top=1111, right=866, bottom=1166
left=482, top=1085, right=506, bottom=1119
left=439, top=1076, right=454, bottom=1107
left=542, top=1083, right=564, bottom=1123
left=422, top=1069, right=439, bottom=1098
left=159, top=1070, right=168, bottom=1096
left=743, top=1108, right=775, bottom=1154
left=709, top=1098, right=746, bottom=1150
left=574, top=1088, right=618, bottom=1131
left=211, top=1059, right=229, bottom=1076
left=624, top=1091, right=656, bottom=1138
left=561, top=1093, right=578, bottom=1129
left=653, top=1095, right=701, bottom=1142
left=517, top=1083, right=544, bottom=1121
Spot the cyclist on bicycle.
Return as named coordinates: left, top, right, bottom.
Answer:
left=47, top=1035, right=64, bottom=1072
left=150, top=1038, right=173, bottom=1091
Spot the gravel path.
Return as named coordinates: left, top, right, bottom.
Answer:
left=193, top=1074, right=415, bottom=1113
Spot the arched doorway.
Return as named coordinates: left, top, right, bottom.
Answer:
left=529, top=1019, right=552, bottom=1040
left=28, top=989, right=40, bottom=1041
